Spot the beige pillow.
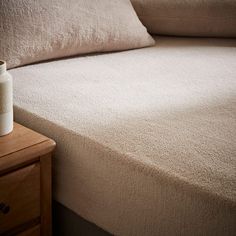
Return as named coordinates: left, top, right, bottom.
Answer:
left=0, top=0, right=154, bottom=69
left=131, top=0, right=236, bottom=37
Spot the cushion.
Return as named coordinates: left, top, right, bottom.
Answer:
left=131, top=0, right=236, bottom=37
left=0, top=0, right=154, bottom=69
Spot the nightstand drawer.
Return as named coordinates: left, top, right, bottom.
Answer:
left=0, top=163, right=40, bottom=234
left=16, top=225, right=40, bottom=236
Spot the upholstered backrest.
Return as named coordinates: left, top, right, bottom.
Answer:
left=131, top=0, right=236, bottom=37
left=0, top=0, right=154, bottom=69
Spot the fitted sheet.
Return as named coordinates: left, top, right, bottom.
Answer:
left=11, top=37, right=236, bottom=236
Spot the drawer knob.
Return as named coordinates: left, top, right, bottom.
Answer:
left=0, top=202, right=10, bottom=214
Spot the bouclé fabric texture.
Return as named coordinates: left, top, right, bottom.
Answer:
left=12, top=37, right=236, bottom=236
left=131, top=0, right=236, bottom=37
left=0, top=0, right=154, bottom=69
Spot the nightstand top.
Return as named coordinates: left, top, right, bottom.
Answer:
left=0, top=122, right=55, bottom=175
left=0, top=122, right=54, bottom=158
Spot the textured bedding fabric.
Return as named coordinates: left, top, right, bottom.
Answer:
left=12, top=37, right=236, bottom=236
left=131, top=0, right=236, bottom=37
left=0, top=0, right=154, bottom=69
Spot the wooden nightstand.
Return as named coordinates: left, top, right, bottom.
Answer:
left=0, top=123, right=56, bottom=236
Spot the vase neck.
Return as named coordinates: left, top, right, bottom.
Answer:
left=0, top=60, right=6, bottom=75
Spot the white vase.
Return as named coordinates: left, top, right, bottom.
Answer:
left=0, top=60, right=13, bottom=136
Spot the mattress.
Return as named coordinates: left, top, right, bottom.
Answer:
left=11, top=37, right=236, bottom=236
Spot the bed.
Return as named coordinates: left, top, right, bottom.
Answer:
left=11, top=37, right=236, bottom=236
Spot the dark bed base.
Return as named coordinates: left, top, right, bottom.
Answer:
left=53, top=201, right=111, bottom=236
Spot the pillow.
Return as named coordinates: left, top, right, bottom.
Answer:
left=131, top=0, right=236, bottom=37
left=0, top=0, right=154, bottom=69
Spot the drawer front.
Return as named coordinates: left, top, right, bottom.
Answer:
left=16, top=225, right=40, bottom=236
left=0, top=163, right=40, bottom=234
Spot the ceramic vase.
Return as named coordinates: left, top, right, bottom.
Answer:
left=0, top=60, right=13, bottom=136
